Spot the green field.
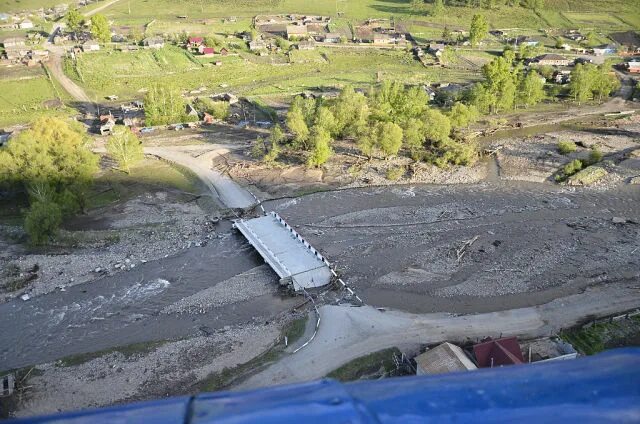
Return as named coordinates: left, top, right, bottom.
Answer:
left=0, top=66, right=70, bottom=127
left=71, top=45, right=479, bottom=100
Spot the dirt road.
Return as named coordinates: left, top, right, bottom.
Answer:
left=239, top=280, right=640, bottom=389
left=144, top=146, right=256, bottom=209
left=44, top=47, right=96, bottom=115
left=84, top=0, right=122, bottom=17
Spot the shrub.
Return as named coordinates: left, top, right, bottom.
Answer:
left=561, top=159, right=584, bottom=179
left=558, top=140, right=577, bottom=155
left=194, top=98, right=230, bottom=120
left=386, top=166, right=405, bottom=181
left=587, top=147, right=603, bottom=164
left=25, top=201, right=62, bottom=245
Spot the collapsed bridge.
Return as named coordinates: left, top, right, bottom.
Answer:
left=233, top=212, right=333, bottom=291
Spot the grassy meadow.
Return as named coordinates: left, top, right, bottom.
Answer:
left=70, top=45, right=480, bottom=100
left=0, top=66, right=71, bottom=127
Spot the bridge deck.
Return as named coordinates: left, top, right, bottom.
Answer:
left=233, top=212, right=332, bottom=291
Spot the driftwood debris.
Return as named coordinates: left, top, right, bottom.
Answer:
left=455, top=235, right=479, bottom=263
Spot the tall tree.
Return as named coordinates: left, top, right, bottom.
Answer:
left=106, top=126, right=144, bottom=173
left=517, top=71, right=545, bottom=108
left=331, top=85, right=369, bottom=138
left=432, top=0, right=445, bottom=16
left=314, top=106, right=338, bottom=136
left=448, top=102, right=479, bottom=128
left=307, top=128, right=333, bottom=167
left=469, top=14, right=488, bottom=47
left=423, top=109, right=451, bottom=143
left=403, top=118, right=425, bottom=153
left=144, top=84, right=187, bottom=125
left=569, top=63, right=593, bottom=104
left=0, top=117, right=98, bottom=243
left=286, top=105, right=310, bottom=149
left=65, top=9, right=84, bottom=34
left=375, top=122, right=403, bottom=158
left=90, top=13, right=111, bottom=44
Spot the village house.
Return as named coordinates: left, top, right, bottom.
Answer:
left=473, top=337, right=524, bottom=368
left=322, top=32, right=341, bottom=43
left=415, top=343, right=477, bottom=376
left=99, top=115, right=116, bottom=136
left=82, top=40, right=100, bottom=51
left=199, top=46, right=215, bottom=56
left=211, top=92, right=239, bottom=104
left=428, top=43, right=446, bottom=57
left=143, top=36, right=165, bottom=49
left=592, top=44, right=617, bottom=55
left=248, top=38, right=267, bottom=51
left=286, top=24, right=308, bottom=40
left=2, top=37, right=26, bottom=48
left=3, top=47, right=27, bottom=61
left=534, top=53, right=572, bottom=67
left=188, top=37, right=204, bottom=49
left=19, top=20, right=34, bottom=29
left=553, top=70, right=572, bottom=84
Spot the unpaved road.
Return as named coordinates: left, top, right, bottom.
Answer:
left=44, top=47, right=96, bottom=114
left=239, top=280, right=640, bottom=389
left=83, top=0, right=122, bottom=17
left=144, top=146, right=256, bottom=209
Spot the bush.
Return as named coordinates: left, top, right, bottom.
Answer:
left=587, top=147, right=603, bottom=164
left=563, top=159, right=583, bottom=175
left=386, top=166, right=405, bottom=181
left=25, top=201, right=62, bottom=245
left=558, top=140, right=577, bottom=155
left=194, top=98, right=230, bottom=120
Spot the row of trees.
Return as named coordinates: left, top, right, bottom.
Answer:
left=144, top=84, right=197, bottom=125
left=569, top=62, right=621, bottom=104
left=467, top=50, right=620, bottom=114
left=269, top=83, right=478, bottom=168
left=66, top=10, right=111, bottom=44
left=469, top=55, right=545, bottom=114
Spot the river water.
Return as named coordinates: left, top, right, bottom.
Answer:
left=0, top=229, right=298, bottom=371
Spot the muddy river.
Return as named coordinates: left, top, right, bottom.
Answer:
left=267, top=182, right=639, bottom=314
left=1, top=182, right=638, bottom=371
left=0, top=226, right=297, bottom=371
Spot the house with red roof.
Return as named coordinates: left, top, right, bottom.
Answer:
left=188, top=37, right=204, bottom=48
left=473, top=337, right=524, bottom=368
